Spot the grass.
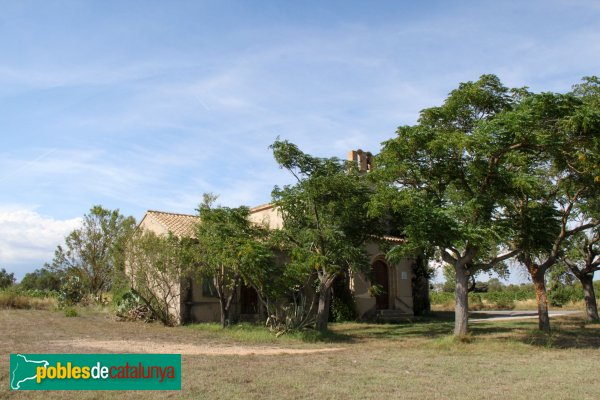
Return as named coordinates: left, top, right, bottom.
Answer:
left=0, top=290, right=57, bottom=310
left=1, top=308, right=599, bottom=399
left=431, top=298, right=593, bottom=312
left=187, top=322, right=350, bottom=344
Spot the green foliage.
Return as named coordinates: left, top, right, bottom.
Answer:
left=330, top=296, right=357, bottom=322
left=194, top=194, right=274, bottom=327
left=114, top=290, right=153, bottom=322
left=430, top=292, right=455, bottom=305
left=469, top=293, right=484, bottom=310
left=485, top=289, right=535, bottom=302
left=442, top=265, right=456, bottom=293
left=19, top=267, right=62, bottom=292
left=491, top=296, right=516, bottom=310
left=430, top=285, right=534, bottom=309
left=48, top=205, right=136, bottom=300
left=114, top=290, right=138, bottom=314
left=330, top=275, right=358, bottom=322
left=487, top=278, right=503, bottom=292
left=126, top=230, right=194, bottom=326
left=58, top=274, right=86, bottom=307
left=371, top=75, right=536, bottom=335
left=373, top=74, right=600, bottom=334
left=0, top=268, right=16, bottom=289
left=270, top=139, right=377, bottom=331
left=64, top=307, right=78, bottom=317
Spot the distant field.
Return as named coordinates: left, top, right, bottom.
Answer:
left=1, top=308, right=599, bottom=399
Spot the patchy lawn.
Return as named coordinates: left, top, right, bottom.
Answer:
left=1, top=309, right=599, bottom=399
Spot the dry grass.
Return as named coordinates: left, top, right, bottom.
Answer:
left=1, top=309, right=599, bottom=399
left=0, top=291, right=56, bottom=310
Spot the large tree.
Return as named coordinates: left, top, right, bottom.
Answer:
left=495, top=86, right=600, bottom=331
left=49, top=205, right=136, bottom=299
left=194, top=194, right=273, bottom=328
left=560, top=76, right=600, bottom=322
left=563, top=229, right=600, bottom=321
left=373, top=75, right=525, bottom=336
left=20, top=267, right=62, bottom=292
left=0, top=268, right=15, bottom=289
left=270, top=139, right=376, bottom=332
left=126, top=230, right=195, bottom=326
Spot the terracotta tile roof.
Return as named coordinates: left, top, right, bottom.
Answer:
left=146, top=210, right=200, bottom=238
left=250, top=203, right=274, bottom=213
left=370, top=234, right=406, bottom=244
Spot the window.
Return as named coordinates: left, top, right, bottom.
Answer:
left=202, top=277, right=218, bottom=298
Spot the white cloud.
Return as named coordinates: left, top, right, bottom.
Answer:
left=0, top=207, right=81, bottom=276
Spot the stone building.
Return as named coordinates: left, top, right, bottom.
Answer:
left=134, top=149, right=419, bottom=324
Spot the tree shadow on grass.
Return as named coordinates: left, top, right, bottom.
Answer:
left=328, top=313, right=458, bottom=341
left=298, top=329, right=356, bottom=343
left=472, top=316, right=600, bottom=349
left=323, top=314, right=600, bottom=348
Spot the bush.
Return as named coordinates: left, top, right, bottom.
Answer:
left=330, top=296, right=357, bottom=322
left=0, top=268, right=15, bottom=289
left=548, top=285, right=582, bottom=307
left=492, top=297, right=515, bottom=310
left=58, top=275, right=86, bottom=307
left=430, top=292, right=454, bottom=305
left=20, top=268, right=62, bottom=292
left=115, top=291, right=153, bottom=322
left=468, top=293, right=484, bottom=310
left=64, top=307, right=78, bottom=317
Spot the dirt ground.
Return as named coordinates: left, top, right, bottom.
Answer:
left=48, top=338, right=343, bottom=356
left=2, top=308, right=600, bottom=400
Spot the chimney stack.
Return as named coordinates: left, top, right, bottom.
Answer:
left=348, top=149, right=373, bottom=172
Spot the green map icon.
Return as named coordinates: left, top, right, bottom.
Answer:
left=10, top=354, right=49, bottom=390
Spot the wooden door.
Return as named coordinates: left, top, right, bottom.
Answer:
left=372, top=260, right=389, bottom=310
left=240, top=284, right=259, bottom=314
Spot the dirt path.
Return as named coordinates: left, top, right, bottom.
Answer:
left=49, top=339, right=344, bottom=356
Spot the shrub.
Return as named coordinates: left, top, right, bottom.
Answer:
left=58, top=275, right=86, bottom=307
left=548, top=285, right=582, bottom=307
left=115, top=291, right=153, bottom=322
left=492, top=297, right=515, bottom=310
left=330, top=296, right=357, bottom=322
left=430, top=292, right=454, bottom=305
left=20, top=268, right=62, bottom=292
left=0, top=268, right=15, bottom=289
left=64, top=307, right=78, bottom=317
left=468, top=293, right=484, bottom=310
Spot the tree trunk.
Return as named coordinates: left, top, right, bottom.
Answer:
left=219, top=298, right=229, bottom=328
left=531, top=270, right=550, bottom=332
left=580, top=274, right=599, bottom=322
left=316, top=282, right=333, bottom=333
left=454, top=264, right=469, bottom=337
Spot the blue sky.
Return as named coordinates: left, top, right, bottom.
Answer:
left=1, top=0, right=599, bottom=279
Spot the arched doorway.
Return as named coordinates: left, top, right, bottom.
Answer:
left=240, top=284, right=259, bottom=314
left=371, top=260, right=389, bottom=310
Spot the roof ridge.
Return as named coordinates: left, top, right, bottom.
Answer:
left=250, top=203, right=274, bottom=213
left=147, top=209, right=199, bottom=218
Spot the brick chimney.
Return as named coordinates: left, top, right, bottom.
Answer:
left=348, top=149, right=373, bottom=172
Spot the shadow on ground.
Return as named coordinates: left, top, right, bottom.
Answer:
left=326, top=313, right=600, bottom=349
